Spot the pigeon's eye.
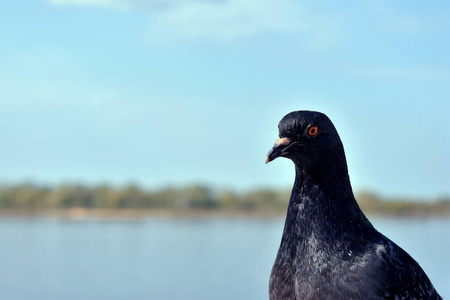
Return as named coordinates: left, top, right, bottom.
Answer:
left=307, top=126, right=319, bottom=137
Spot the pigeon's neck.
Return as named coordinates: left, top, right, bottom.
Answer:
left=282, top=164, right=373, bottom=243
left=292, top=161, right=353, bottom=199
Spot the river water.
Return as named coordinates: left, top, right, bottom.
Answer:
left=0, top=216, right=448, bottom=299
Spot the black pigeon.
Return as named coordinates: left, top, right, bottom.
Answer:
left=265, top=111, right=442, bottom=300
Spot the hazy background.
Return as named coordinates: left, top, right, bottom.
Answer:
left=1, top=0, right=449, bottom=198
left=0, top=1, right=449, bottom=299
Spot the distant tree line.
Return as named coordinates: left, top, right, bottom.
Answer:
left=0, top=184, right=288, bottom=211
left=0, top=183, right=449, bottom=216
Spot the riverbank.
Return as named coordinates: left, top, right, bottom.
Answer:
left=0, top=206, right=448, bottom=220
left=1, top=183, right=448, bottom=218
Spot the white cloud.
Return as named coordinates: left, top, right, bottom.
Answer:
left=47, top=0, right=341, bottom=47
left=149, top=0, right=300, bottom=41
left=146, top=0, right=340, bottom=47
left=348, top=65, right=450, bottom=82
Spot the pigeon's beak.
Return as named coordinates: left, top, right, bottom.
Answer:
left=265, top=137, right=292, bottom=164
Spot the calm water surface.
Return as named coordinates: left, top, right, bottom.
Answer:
left=0, top=216, right=448, bottom=300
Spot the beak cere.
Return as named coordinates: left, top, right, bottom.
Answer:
left=265, top=137, right=292, bottom=164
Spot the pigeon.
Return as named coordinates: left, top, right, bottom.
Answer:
left=265, top=111, right=442, bottom=300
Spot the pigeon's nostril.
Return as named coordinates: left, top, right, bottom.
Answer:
left=274, top=137, right=291, bottom=147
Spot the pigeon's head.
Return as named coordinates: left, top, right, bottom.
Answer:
left=265, top=111, right=346, bottom=171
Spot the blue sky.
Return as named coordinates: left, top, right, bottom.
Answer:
left=0, top=0, right=449, bottom=197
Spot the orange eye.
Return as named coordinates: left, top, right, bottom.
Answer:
left=308, top=126, right=319, bottom=137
